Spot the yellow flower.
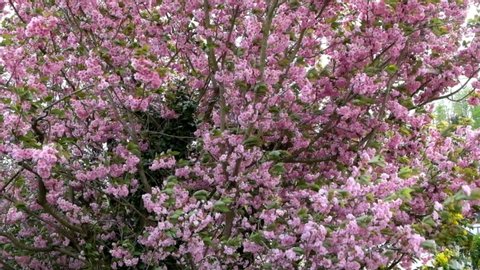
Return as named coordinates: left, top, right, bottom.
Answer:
left=450, top=213, right=464, bottom=225
left=435, top=252, right=449, bottom=266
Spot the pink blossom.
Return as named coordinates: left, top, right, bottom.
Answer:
left=150, top=156, right=176, bottom=171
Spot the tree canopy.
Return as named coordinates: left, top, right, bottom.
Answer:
left=1, top=0, right=480, bottom=269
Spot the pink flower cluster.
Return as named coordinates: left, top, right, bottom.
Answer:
left=25, top=16, right=59, bottom=37
left=32, top=145, right=58, bottom=179
left=149, top=156, right=176, bottom=171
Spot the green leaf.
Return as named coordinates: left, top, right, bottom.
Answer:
left=399, top=23, right=415, bottom=35
left=368, top=155, right=386, bottom=167
left=277, top=58, right=291, bottom=68
left=166, top=175, right=178, bottom=183
left=468, top=188, right=480, bottom=200
left=201, top=154, right=211, bottom=163
left=306, top=69, right=320, bottom=81
left=243, top=136, right=263, bottom=148
left=156, top=67, right=169, bottom=77
left=126, top=142, right=141, bottom=156
left=224, top=237, right=242, bottom=247
left=352, top=96, right=375, bottom=106
left=422, top=216, right=437, bottom=228
left=266, top=150, right=290, bottom=161
left=337, top=189, right=350, bottom=198
left=13, top=176, right=24, bottom=188
left=44, top=95, right=54, bottom=102
left=268, top=106, right=280, bottom=114
left=254, top=83, right=268, bottom=96
left=356, top=215, right=373, bottom=228
left=385, top=64, right=398, bottom=75
left=366, top=192, right=375, bottom=202
left=235, top=80, right=249, bottom=91
left=399, top=126, right=412, bottom=136
left=421, top=240, right=437, bottom=251
left=295, top=179, right=309, bottom=189
left=399, top=97, right=415, bottom=110
left=15, top=202, right=27, bottom=211
left=430, top=18, right=448, bottom=36
left=441, top=124, right=457, bottom=137
left=266, top=201, right=280, bottom=210
left=292, top=247, right=304, bottom=255
left=202, top=235, right=213, bottom=246
left=166, top=150, right=180, bottom=156
left=364, top=66, right=381, bottom=76
left=298, top=208, right=309, bottom=220
left=380, top=228, right=395, bottom=237
left=398, top=187, right=414, bottom=201
left=163, top=188, right=174, bottom=195
left=398, top=167, right=416, bottom=179
left=169, top=210, right=184, bottom=222
left=164, top=183, right=176, bottom=190
left=221, top=197, right=233, bottom=205
left=432, top=26, right=449, bottom=36
left=213, top=200, right=230, bottom=213
left=226, top=61, right=235, bottom=71
left=358, top=174, right=371, bottom=185
left=211, top=129, right=222, bottom=137
left=177, top=159, right=190, bottom=167
left=249, top=232, right=265, bottom=244
left=18, top=133, right=41, bottom=148
left=385, top=0, right=399, bottom=8
left=398, top=156, right=410, bottom=164
left=193, top=190, right=209, bottom=201
left=270, top=163, right=286, bottom=176
left=454, top=193, right=469, bottom=201
left=50, top=108, right=65, bottom=117
left=164, top=229, right=177, bottom=238
left=134, top=44, right=150, bottom=56
left=164, top=177, right=178, bottom=188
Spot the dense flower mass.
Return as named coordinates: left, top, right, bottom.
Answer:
left=1, top=0, right=480, bottom=269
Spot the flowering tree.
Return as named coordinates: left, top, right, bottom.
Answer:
left=1, top=0, right=480, bottom=269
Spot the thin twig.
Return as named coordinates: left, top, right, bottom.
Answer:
left=0, top=168, right=23, bottom=193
